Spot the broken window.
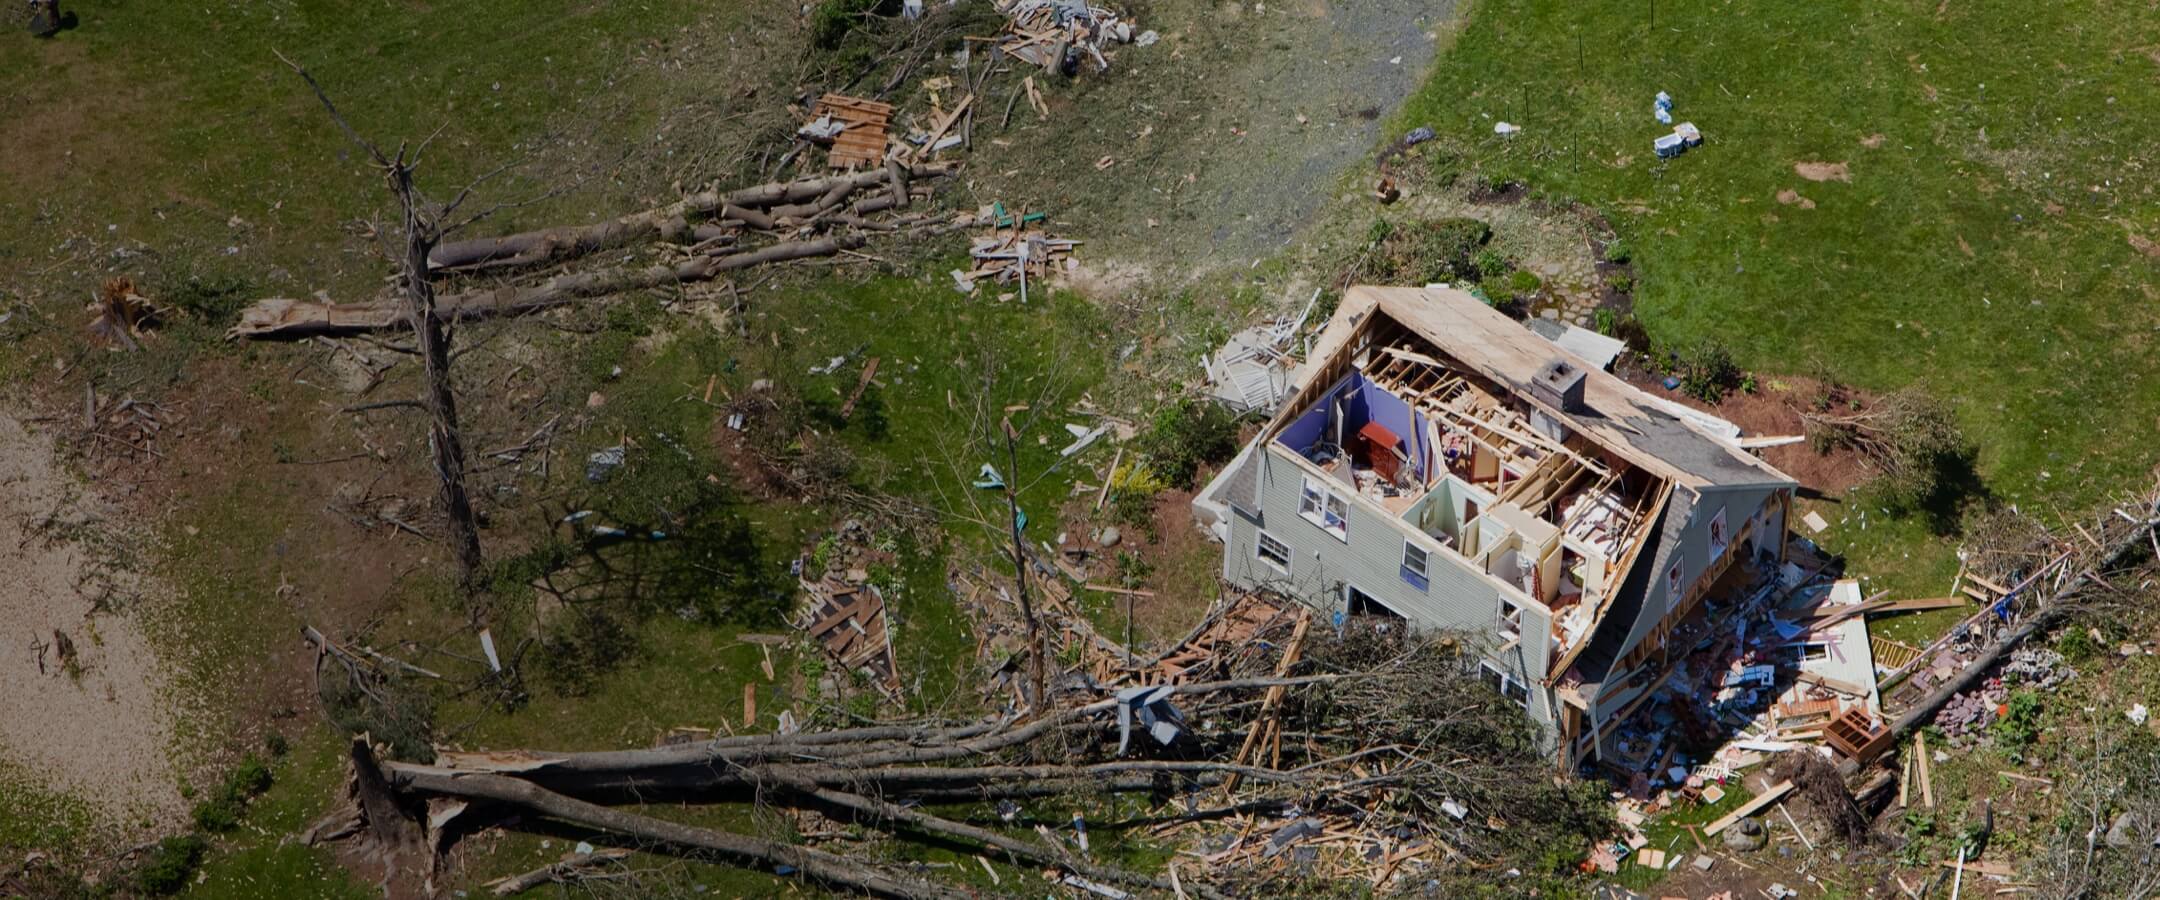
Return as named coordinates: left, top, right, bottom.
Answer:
left=1665, top=557, right=1685, bottom=601
left=1497, top=597, right=1522, bottom=640
left=1255, top=530, right=1291, bottom=574
left=1788, top=641, right=1831, bottom=662
left=1346, top=584, right=1402, bottom=619
left=1708, top=507, right=1729, bottom=559
left=1298, top=476, right=1348, bottom=540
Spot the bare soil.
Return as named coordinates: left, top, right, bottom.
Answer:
left=0, top=410, right=182, bottom=828
left=1619, top=370, right=1872, bottom=499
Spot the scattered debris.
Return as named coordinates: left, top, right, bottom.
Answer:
left=992, top=0, right=1143, bottom=76
left=964, top=227, right=1078, bottom=302
left=1200, top=289, right=1319, bottom=414
left=796, top=521, right=903, bottom=700
left=584, top=446, right=625, bottom=483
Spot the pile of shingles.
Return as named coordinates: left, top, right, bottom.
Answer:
left=798, top=576, right=902, bottom=698
left=992, top=0, right=1146, bottom=75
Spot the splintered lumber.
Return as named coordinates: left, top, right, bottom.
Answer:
left=1703, top=780, right=1794, bottom=836
left=486, top=848, right=632, bottom=896
left=425, top=163, right=951, bottom=273
left=230, top=236, right=865, bottom=338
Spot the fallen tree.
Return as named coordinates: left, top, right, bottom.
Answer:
left=426, top=159, right=946, bottom=274
left=309, top=623, right=1615, bottom=898
left=230, top=235, right=866, bottom=338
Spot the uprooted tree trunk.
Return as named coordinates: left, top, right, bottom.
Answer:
left=426, top=159, right=944, bottom=274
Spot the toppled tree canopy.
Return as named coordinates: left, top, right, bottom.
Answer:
left=313, top=624, right=1612, bottom=898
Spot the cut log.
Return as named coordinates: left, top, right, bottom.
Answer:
left=486, top=848, right=632, bottom=896
left=231, top=236, right=866, bottom=338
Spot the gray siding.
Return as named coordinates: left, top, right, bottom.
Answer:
left=1224, top=445, right=1559, bottom=736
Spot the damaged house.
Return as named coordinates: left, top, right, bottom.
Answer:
left=1194, top=286, right=1798, bottom=770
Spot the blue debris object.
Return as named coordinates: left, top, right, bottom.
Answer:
left=1662, top=375, right=1683, bottom=390
left=1654, top=105, right=1674, bottom=125
left=972, top=463, right=1006, bottom=490
left=1654, top=133, right=1686, bottom=158
left=1655, top=90, right=1673, bottom=110
left=1405, top=126, right=1436, bottom=145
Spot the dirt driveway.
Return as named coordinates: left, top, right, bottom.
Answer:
left=0, top=411, right=182, bottom=829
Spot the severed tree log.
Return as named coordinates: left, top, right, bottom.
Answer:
left=426, top=163, right=953, bottom=274
left=388, top=767, right=968, bottom=900
left=485, top=848, right=631, bottom=896
left=230, top=235, right=865, bottom=339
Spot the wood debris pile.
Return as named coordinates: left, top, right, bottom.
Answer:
left=959, top=226, right=1077, bottom=301
left=794, top=519, right=902, bottom=700
left=73, top=386, right=168, bottom=472
left=993, top=0, right=1148, bottom=75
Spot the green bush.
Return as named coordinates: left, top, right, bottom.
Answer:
left=1601, top=238, right=1631, bottom=264
left=1136, top=398, right=1242, bottom=489
left=191, top=753, right=276, bottom=832
left=2056, top=626, right=2098, bottom=663
left=1593, top=308, right=1617, bottom=336
left=1676, top=342, right=1744, bottom=403
left=1603, top=271, right=1634, bottom=294
left=159, top=273, right=254, bottom=326
left=811, top=0, right=901, bottom=49
left=132, top=835, right=207, bottom=895
left=1994, top=690, right=2043, bottom=757
left=1474, top=248, right=1509, bottom=280
left=1364, top=217, right=1493, bottom=285
left=1506, top=269, right=1542, bottom=296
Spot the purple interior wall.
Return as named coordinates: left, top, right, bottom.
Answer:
left=1272, top=373, right=1431, bottom=481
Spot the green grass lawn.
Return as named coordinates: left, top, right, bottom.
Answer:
left=1401, top=0, right=2160, bottom=589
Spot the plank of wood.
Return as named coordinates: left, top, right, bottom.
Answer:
left=1874, top=596, right=1968, bottom=613
left=1936, top=859, right=2016, bottom=877
left=1703, top=780, right=1795, bottom=836
left=742, top=682, right=756, bottom=727
left=839, top=356, right=881, bottom=419
left=1917, top=732, right=1936, bottom=809
left=1797, top=671, right=1872, bottom=698
left=1084, top=584, right=1155, bottom=597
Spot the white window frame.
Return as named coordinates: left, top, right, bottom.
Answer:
left=1497, top=597, right=1523, bottom=641
left=1666, top=557, right=1685, bottom=600
left=1401, top=541, right=1429, bottom=581
left=1298, top=476, right=1349, bottom=541
left=1790, top=641, right=1831, bottom=662
left=1480, top=661, right=1532, bottom=710
left=1254, top=530, right=1292, bottom=575
left=1708, top=508, right=1730, bottom=559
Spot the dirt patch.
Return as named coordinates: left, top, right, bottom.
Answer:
left=2129, top=233, right=2160, bottom=259
left=1794, top=161, right=1852, bottom=182
left=1775, top=189, right=1816, bottom=209
left=1860, top=133, right=1887, bottom=149
left=1617, top=371, right=1870, bottom=498
left=0, top=410, right=182, bottom=829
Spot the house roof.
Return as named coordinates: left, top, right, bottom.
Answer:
left=1298, top=286, right=1796, bottom=491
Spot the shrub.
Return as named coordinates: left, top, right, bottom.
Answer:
left=2056, top=626, right=2098, bottom=663
left=1474, top=248, right=1509, bottom=280
left=1363, top=217, right=1493, bottom=285
left=1805, top=389, right=1982, bottom=528
left=1601, top=238, right=1631, bottom=264
left=133, top=835, right=207, bottom=895
left=192, top=753, right=275, bottom=832
left=1675, top=342, right=1745, bottom=403
left=1506, top=269, right=1542, bottom=296
left=1593, top=308, right=1617, bottom=336
left=1994, top=690, right=2043, bottom=756
left=810, top=0, right=901, bottom=49
left=1603, top=271, right=1634, bottom=294
left=159, top=273, right=254, bottom=326
left=1136, top=398, right=1242, bottom=489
